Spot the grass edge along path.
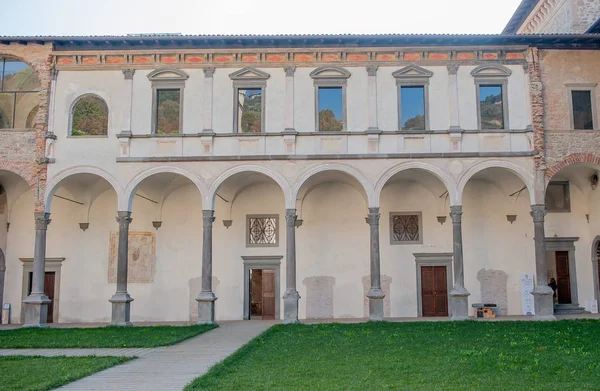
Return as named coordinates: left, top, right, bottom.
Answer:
left=0, top=355, right=135, bottom=391
left=0, top=324, right=217, bottom=348
left=185, top=320, right=600, bottom=391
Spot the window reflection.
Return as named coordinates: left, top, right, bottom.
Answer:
left=401, top=86, right=425, bottom=130
left=479, top=85, right=504, bottom=129
left=318, top=87, right=343, bottom=131
left=237, top=88, right=262, bottom=133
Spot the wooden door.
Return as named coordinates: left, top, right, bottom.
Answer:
left=27, top=271, right=55, bottom=323
left=261, top=270, right=276, bottom=320
left=556, top=251, right=571, bottom=304
left=421, top=266, right=448, bottom=317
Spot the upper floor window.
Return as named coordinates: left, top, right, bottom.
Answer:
left=310, top=66, right=350, bottom=131
left=70, top=94, right=108, bottom=136
left=568, top=84, right=597, bottom=130
left=545, top=181, right=570, bottom=213
left=229, top=68, right=270, bottom=133
left=147, top=68, right=188, bottom=134
left=471, top=65, right=511, bottom=130
left=0, top=57, right=41, bottom=130
left=393, top=65, right=433, bottom=131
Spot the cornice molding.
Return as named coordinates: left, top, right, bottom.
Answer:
left=518, top=0, right=565, bottom=34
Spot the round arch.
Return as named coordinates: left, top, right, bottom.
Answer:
left=208, top=165, right=293, bottom=210
left=374, top=162, right=458, bottom=206
left=68, top=93, right=110, bottom=136
left=45, top=166, right=124, bottom=213
left=546, top=153, right=600, bottom=183
left=0, top=53, right=44, bottom=77
left=456, top=160, right=535, bottom=205
left=124, top=165, right=208, bottom=211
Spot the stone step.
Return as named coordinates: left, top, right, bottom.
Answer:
left=554, top=304, right=590, bottom=315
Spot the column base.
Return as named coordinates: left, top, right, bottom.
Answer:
left=109, top=293, right=134, bottom=326
left=449, top=286, right=470, bottom=321
left=282, top=289, right=300, bottom=324
left=532, top=286, right=556, bottom=321
left=23, top=293, right=51, bottom=327
left=367, top=288, right=385, bottom=321
left=196, top=291, right=217, bottom=325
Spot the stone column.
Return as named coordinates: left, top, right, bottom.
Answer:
left=448, top=205, right=470, bottom=320
left=23, top=212, right=51, bottom=327
left=284, top=66, right=296, bottom=131
left=196, top=210, right=217, bottom=324
left=366, top=65, right=379, bottom=131
left=202, top=67, right=215, bottom=133
left=109, top=211, right=134, bottom=326
left=283, top=209, right=300, bottom=323
left=366, top=207, right=384, bottom=320
left=531, top=205, right=556, bottom=320
left=447, top=64, right=461, bottom=131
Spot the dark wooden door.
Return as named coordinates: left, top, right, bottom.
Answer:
left=262, top=270, right=275, bottom=320
left=27, top=271, right=55, bottom=323
left=421, top=266, right=448, bottom=317
left=555, top=251, right=571, bottom=304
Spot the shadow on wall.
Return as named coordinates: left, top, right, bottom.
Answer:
left=476, top=268, right=508, bottom=315
left=188, top=276, right=220, bottom=322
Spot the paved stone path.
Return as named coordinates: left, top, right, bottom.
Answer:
left=0, top=321, right=274, bottom=391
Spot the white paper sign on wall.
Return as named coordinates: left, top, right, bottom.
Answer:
left=520, top=273, right=535, bottom=315
left=585, top=299, right=598, bottom=314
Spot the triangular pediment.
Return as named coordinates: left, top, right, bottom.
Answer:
left=471, top=64, right=512, bottom=77
left=147, top=67, right=189, bottom=81
left=309, top=66, right=351, bottom=79
left=392, top=65, right=433, bottom=79
left=228, top=68, right=271, bottom=80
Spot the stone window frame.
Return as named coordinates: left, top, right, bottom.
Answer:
left=147, top=67, right=188, bottom=135
left=67, top=93, right=110, bottom=138
left=545, top=237, right=580, bottom=307
left=310, top=66, right=351, bottom=132
left=392, top=65, right=433, bottom=131
left=389, top=211, right=423, bottom=245
left=229, top=68, right=270, bottom=133
left=246, top=214, right=279, bottom=248
left=242, top=255, right=282, bottom=320
left=545, top=181, right=571, bottom=213
left=471, top=64, right=511, bottom=131
left=414, top=253, right=453, bottom=317
left=19, top=257, right=65, bottom=323
left=566, top=83, right=598, bottom=131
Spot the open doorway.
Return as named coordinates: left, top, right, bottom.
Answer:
left=242, top=256, right=281, bottom=320
left=545, top=237, right=586, bottom=314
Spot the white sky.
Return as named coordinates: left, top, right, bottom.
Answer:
left=0, top=0, right=523, bottom=36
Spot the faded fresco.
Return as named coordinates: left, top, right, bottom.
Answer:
left=109, top=231, right=156, bottom=283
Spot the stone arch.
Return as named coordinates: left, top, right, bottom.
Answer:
left=546, top=153, right=600, bottom=182
left=68, top=93, right=109, bottom=136
left=293, top=163, right=376, bottom=208
left=0, top=53, right=45, bottom=80
left=375, top=162, right=458, bottom=206
left=45, top=166, right=123, bottom=213
left=456, top=160, right=535, bottom=205
left=208, top=165, right=293, bottom=210
left=124, top=166, right=208, bottom=211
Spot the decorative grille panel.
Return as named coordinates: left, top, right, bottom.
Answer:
left=247, top=215, right=278, bottom=246
left=390, top=213, right=422, bottom=244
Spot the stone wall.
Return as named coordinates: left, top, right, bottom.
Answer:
left=0, top=42, right=52, bottom=211
left=519, top=0, right=600, bottom=34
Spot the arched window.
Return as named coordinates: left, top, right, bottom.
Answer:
left=0, top=57, right=41, bottom=130
left=70, top=94, right=109, bottom=136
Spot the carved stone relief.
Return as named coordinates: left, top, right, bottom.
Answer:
left=476, top=268, right=508, bottom=315
left=109, top=231, right=156, bottom=283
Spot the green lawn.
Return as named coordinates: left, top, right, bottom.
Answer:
left=0, top=356, right=134, bottom=391
left=0, top=324, right=216, bottom=348
left=186, top=320, right=600, bottom=390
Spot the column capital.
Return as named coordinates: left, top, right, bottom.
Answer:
left=284, top=65, right=296, bottom=77
left=366, top=65, right=379, bottom=76
left=202, top=210, right=215, bottom=228
left=447, top=63, right=459, bottom=75
left=34, top=212, right=51, bottom=231
left=50, top=67, right=59, bottom=81
left=122, top=69, right=135, bottom=80
left=203, top=67, right=215, bottom=78
left=449, top=205, right=462, bottom=223
left=285, top=209, right=297, bottom=227
left=116, top=211, right=132, bottom=229
left=365, top=207, right=380, bottom=225
left=530, top=204, right=547, bottom=223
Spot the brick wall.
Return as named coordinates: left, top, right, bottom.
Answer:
left=0, top=42, right=52, bottom=210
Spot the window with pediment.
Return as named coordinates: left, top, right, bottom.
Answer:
left=229, top=68, right=270, bottom=133
left=471, top=64, right=511, bottom=130
left=310, top=66, right=351, bottom=131
left=0, top=57, right=41, bottom=130
left=148, top=68, right=188, bottom=134
left=393, top=65, right=433, bottom=131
